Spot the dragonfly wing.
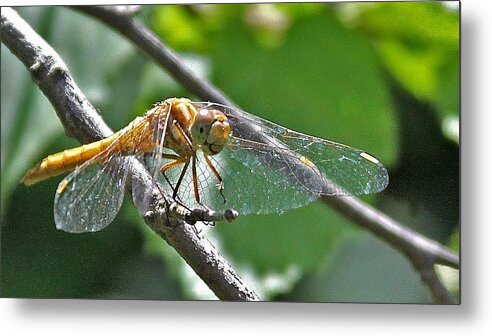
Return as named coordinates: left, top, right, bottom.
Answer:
left=130, top=104, right=173, bottom=215
left=207, top=103, right=387, bottom=193
left=189, top=102, right=388, bottom=214
left=54, top=154, right=130, bottom=233
left=206, top=146, right=320, bottom=214
left=130, top=153, right=174, bottom=215
left=137, top=147, right=307, bottom=215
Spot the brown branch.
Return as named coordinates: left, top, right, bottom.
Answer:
left=1, top=6, right=260, bottom=302
left=71, top=5, right=459, bottom=303
left=410, top=254, right=457, bottom=304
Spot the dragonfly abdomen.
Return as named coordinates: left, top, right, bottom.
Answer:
left=21, top=132, right=120, bottom=186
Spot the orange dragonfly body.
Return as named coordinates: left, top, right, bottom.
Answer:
left=22, top=98, right=389, bottom=233
left=22, top=98, right=224, bottom=189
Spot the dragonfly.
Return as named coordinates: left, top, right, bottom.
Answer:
left=22, top=97, right=389, bottom=233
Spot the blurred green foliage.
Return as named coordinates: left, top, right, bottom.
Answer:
left=1, top=3, right=459, bottom=302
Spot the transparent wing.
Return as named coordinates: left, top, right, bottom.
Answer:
left=202, top=148, right=319, bottom=214
left=130, top=104, right=172, bottom=215
left=54, top=153, right=130, bottom=233
left=140, top=147, right=313, bottom=215
left=184, top=102, right=389, bottom=214
left=53, top=112, right=162, bottom=233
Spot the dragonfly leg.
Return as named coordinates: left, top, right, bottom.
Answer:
left=173, top=122, right=200, bottom=206
left=159, top=157, right=184, bottom=200
left=143, top=152, right=186, bottom=205
left=191, top=155, right=201, bottom=204
left=190, top=156, right=217, bottom=227
left=160, top=153, right=181, bottom=161
left=160, top=157, right=186, bottom=174
left=173, top=158, right=191, bottom=200
left=203, top=154, right=226, bottom=204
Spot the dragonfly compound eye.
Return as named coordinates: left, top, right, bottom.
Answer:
left=192, top=109, right=214, bottom=145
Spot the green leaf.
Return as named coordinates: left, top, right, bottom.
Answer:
left=211, top=8, right=397, bottom=165
left=350, top=2, right=459, bottom=120
left=215, top=202, right=359, bottom=275
left=151, top=5, right=208, bottom=52
left=285, top=233, right=433, bottom=303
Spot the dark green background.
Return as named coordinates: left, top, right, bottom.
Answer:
left=1, top=3, right=459, bottom=302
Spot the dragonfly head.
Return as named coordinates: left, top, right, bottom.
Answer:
left=192, top=108, right=231, bottom=155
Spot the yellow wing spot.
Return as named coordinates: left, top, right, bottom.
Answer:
left=360, top=152, right=380, bottom=164
left=300, top=155, right=315, bottom=168
left=57, top=179, right=69, bottom=194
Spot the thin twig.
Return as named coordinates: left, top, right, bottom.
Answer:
left=409, top=253, right=457, bottom=304
left=72, top=5, right=459, bottom=303
left=1, top=6, right=260, bottom=302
